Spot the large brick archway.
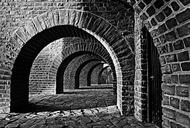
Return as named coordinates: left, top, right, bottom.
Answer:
left=55, top=42, right=114, bottom=94
left=63, top=54, right=103, bottom=90
left=4, top=9, right=135, bottom=114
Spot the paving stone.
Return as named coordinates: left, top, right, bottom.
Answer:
left=5, top=123, right=19, bottom=128
left=0, top=120, right=10, bottom=127
left=0, top=88, right=156, bottom=128
left=83, top=109, right=93, bottom=115
left=0, top=113, right=8, bottom=119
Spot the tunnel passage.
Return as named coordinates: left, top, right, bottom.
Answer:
left=98, top=66, right=113, bottom=85
left=63, top=55, right=102, bottom=90
left=79, top=62, right=104, bottom=88
left=87, top=63, right=106, bottom=87
left=55, top=39, right=115, bottom=94
left=0, top=0, right=189, bottom=127
left=27, top=35, right=117, bottom=112
left=10, top=25, right=123, bottom=112
left=8, top=7, right=135, bottom=114
left=29, top=37, right=114, bottom=95
left=29, top=39, right=63, bottom=95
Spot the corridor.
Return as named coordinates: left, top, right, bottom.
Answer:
left=28, top=85, right=116, bottom=112
left=0, top=86, right=156, bottom=128
left=0, top=0, right=190, bottom=128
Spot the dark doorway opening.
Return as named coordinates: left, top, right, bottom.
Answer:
left=142, top=27, right=162, bottom=127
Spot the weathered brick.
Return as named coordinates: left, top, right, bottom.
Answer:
left=162, top=64, right=172, bottom=74
left=170, top=97, right=179, bottom=109
left=158, top=45, right=169, bottom=54
left=183, top=36, right=190, bottom=47
left=173, top=40, right=184, bottom=50
left=143, top=0, right=152, bottom=5
left=177, top=51, right=189, bottom=61
left=146, top=6, right=155, bottom=17
left=170, top=122, right=186, bottom=128
left=166, top=18, right=178, bottom=29
left=171, top=1, right=180, bottom=11
left=177, top=22, right=190, bottom=37
left=176, top=112, right=190, bottom=126
left=179, top=0, right=190, bottom=5
left=169, top=43, right=174, bottom=52
left=181, top=62, right=190, bottom=71
left=171, top=75, right=178, bottom=84
left=163, top=6, right=172, bottom=17
left=165, top=31, right=177, bottom=42
left=162, top=95, right=169, bottom=105
left=162, top=84, right=175, bottom=95
left=181, top=100, right=190, bottom=112
left=163, top=75, right=171, bottom=83
left=179, top=74, right=190, bottom=84
left=155, top=12, right=165, bottom=22
left=140, top=13, right=148, bottom=21
left=162, top=117, right=170, bottom=127
left=150, top=18, right=157, bottom=26
left=176, top=9, right=190, bottom=23
left=162, top=107, right=176, bottom=119
left=154, top=0, right=164, bottom=9
left=165, top=54, right=177, bottom=63
left=171, top=63, right=181, bottom=72
left=0, top=85, right=5, bottom=90
left=138, top=2, right=145, bottom=10
left=160, top=56, right=166, bottom=65
left=176, top=86, right=189, bottom=97
left=153, top=38, right=160, bottom=46
left=150, top=29, right=159, bottom=37
left=158, top=24, right=167, bottom=34
left=145, top=21, right=152, bottom=29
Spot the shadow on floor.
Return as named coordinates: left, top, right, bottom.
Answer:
left=27, top=88, right=116, bottom=112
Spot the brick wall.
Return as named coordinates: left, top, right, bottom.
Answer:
left=29, top=37, right=112, bottom=95
left=79, top=61, right=103, bottom=88
left=134, top=0, right=190, bottom=127
left=90, top=64, right=103, bottom=85
left=29, top=39, right=63, bottom=95
left=98, top=66, right=113, bottom=85
left=0, top=0, right=135, bottom=114
left=63, top=54, right=102, bottom=89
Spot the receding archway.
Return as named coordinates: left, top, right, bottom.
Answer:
left=87, top=63, right=104, bottom=87
left=9, top=9, right=134, bottom=114
left=56, top=52, right=107, bottom=93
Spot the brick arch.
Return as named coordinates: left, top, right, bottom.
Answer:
left=77, top=61, right=103, bottom=88
left=134, top=0, right=190, bottom=127
left=90, top=64, right=105, bottom=86
left=63, top=54, right=103, bottom=90
left=87, top=64, right=104, bottom=87
left=29, top=37, right=113, bottom=95
left=85, top=63, right=104, bottom=87
left=29, top=38, right=63, bottom=96
left=98, top=66, right=110, bottom=85
left=9, top=9, right=135, bottom=114
left=55, top=42, right=114, bottom=94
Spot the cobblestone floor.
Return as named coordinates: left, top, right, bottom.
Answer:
left=29, top=86, right=116, bottom=112
left=0, top=86, right=156, bottom=128
left=0, top=106, right=156, bottom=128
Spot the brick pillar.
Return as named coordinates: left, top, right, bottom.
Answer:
left=134, top=0, right=190, bottom=127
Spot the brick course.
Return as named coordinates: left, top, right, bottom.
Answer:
left=134, top=0, right=190, bottom=127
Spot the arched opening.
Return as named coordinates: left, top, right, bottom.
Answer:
left=87, top=63, right=104, bottom=87
left=11, top=25, right=121, bottom=113
left=56, top=52, right=107, bottom=93
left=98, top=66, right=113, bottom=85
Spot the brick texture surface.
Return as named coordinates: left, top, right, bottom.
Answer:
left=134, top=0, right=190, bottom=127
